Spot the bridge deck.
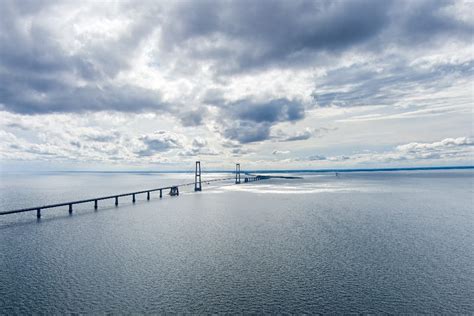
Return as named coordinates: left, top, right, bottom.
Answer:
left=0, top=176, right=236, bottom=216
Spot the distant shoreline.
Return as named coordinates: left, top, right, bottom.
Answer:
left=247, top=165, right=474, bottom=174
left=3, top=165, right=473, bottom=175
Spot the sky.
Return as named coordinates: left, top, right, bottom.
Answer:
left=0, top=0, right=473, bottom=171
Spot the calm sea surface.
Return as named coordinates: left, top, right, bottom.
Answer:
left=0, top=170, right=473, bottom=313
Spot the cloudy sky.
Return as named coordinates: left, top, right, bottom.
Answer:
left=0, top=0, right=473, bottom=171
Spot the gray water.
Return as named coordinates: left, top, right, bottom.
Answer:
left=0, top=170, right=473, bottom=313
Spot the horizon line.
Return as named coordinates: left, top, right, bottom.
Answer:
left=3, top=165, right=473, bottom=174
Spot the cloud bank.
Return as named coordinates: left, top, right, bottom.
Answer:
left=0, top=0, right=472, bottom=169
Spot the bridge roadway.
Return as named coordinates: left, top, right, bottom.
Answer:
left=0, top=176, right=238, bottom=218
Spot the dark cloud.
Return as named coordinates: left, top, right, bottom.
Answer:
left=161, top=0, right=392, bottom=73
left=312, top=60, right=474, bottom=108
left=217, top=98, right=306, bottom=143
left=201, top=88, right=226, bottom=105
left=273, top=127, right=336, bottom=142
left=136, top=131, right=182, bottom=157
left=0, top=79, right=168, bottom=114
left=180, top=109, right=206, bottom=127
left=281, top=130, right=313, bottom=142
left=0, top=0, right=471, bottom=123
left=390, top=0, right=473, bottom=44
left=160, top=0, right=472, bottom=75
left=224, top=121, right=271, bottom=144
left=228, top=98, right=305, bottom=124
left=0, top=0, right=165, bottom=114
left=0, top=0, right=156, bottom=80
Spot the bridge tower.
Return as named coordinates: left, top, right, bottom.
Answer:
left=235, top=163, right=241, bottom=184
left=195, top=161, right=202, bottom=191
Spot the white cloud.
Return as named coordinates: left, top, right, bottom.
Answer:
left=298, top=137, right=473, bottom=165
left=396, top=137, right=472, bottom=152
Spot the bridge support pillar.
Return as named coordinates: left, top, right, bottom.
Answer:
left=195, top=161, right=202, bottom=191
left=147, top=192, right=150, bottom=200
left=94, top=200, right=98, bottom=210
left=170, top=186, right=179, bottom=196
left=37, top=209, right=41, bottom=219
left=132, top=194, right=136, bottom=203
left=68, top=204, right=73, bottom=214
left=235, top=163, right=241, bottom=184
left=115, top=196, right=118, bottom=206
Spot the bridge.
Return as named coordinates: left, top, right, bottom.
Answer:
left=0, top=162, right=266, bottom=219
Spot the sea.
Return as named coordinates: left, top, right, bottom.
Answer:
left=0, top=169, right=473, bottom=313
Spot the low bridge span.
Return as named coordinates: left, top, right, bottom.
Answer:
left=0, top=162, right=266, bottom=219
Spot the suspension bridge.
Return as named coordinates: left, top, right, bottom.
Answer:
left=0, top=162, right=267, bottom=219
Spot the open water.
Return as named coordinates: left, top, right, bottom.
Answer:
left=0, top=170, right=473, bottom=313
